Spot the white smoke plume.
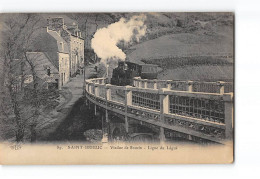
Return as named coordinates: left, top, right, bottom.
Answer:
left=91, top=14, right=147, bottom=63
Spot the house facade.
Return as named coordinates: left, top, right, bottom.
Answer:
left=47, top=29, right=70, bottom=89
left=47, top=17, right=85, bottom=77
left=25, top=16, right=84, bottom=90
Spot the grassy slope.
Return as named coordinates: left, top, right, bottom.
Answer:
left=127, top=22, right=233, bottom=81
left=158, top=65, right=233, bottom=82
left=128, top=26, right=233, bottom=61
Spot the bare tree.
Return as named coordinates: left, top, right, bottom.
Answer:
left=0, top=14, right=44, bottom=142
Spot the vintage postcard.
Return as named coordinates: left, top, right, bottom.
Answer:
left=0, top=12, right=234, bottom=164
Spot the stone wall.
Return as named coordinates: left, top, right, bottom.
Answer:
left=58, top=53, right=70, bottom=89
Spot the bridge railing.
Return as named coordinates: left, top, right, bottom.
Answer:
left=133, top=77, right=234, bottom=94
left=86, top=77, right=233, bottom=144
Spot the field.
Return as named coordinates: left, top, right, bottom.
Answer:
left=127, top=27, right=233, bottom=62
left=158, top=65, right=233, bottom=82
left=126, top=23, right=233, bottom=82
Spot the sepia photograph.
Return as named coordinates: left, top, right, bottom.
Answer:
left=0, top=12, right=234, bottom=164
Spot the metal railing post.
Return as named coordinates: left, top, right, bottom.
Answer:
left=153, top=81, right=158, bottom=89
left=166, top=80, right=172, bottom=90
left=217, top=81, right=225, bottom=94
left=88, top=82, right=93, bottom=94
left=143, top=80, right=148, bottom=88
left=105, top=84, right=112, bottom=101
left=159, top=127, right=166, bottom=143
left=125, top=86, right=132, bottom=106
left=94, top=84, right=99, bottom=97
left=124, top=86, right=133, bottom=133
left=139, top=80, right=142, bottom=88
left=186, top=81, right=193, bottom=92
left=133, top=78, right=137, bottom=87
left=85, top=82, right=89, bottom=92
left=223, top=93, right=233, bottom=140
left=94, top=83, right=99, bottom=116
left=102, top=84, right=111, bottom=143
left=159, top=88, right=169, bottom=143
left=160, top=88, right=169, bottom=115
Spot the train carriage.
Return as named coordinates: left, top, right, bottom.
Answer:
left=140, top=64, right=158, bottom=79
left=111, top=61, right=158, bottom=86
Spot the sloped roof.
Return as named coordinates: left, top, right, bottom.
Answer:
left=9, top=52, right=59, bottom=83
left=47, top=30, right=69, bottom=54
left=43, top=52, right=59, bottom=69
left=30, top=27, right=70, bottom=69
left=26, top=52, right=59, bottom=80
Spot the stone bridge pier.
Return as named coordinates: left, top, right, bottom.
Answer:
left=88, top=101, right=163, bottom=143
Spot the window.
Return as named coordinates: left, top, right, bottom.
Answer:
left=47, top=68, right=51, bottom=76
left=60, top=42, right=64, bottom=51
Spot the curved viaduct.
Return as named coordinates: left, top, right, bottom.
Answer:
left=85, top=77, right=233, bottom=144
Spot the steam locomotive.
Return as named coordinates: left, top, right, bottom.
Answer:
left=111, top=61, right=158, bottom=86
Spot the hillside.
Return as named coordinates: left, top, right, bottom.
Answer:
left=125, top=13, right=234, bottom=82
left=127, top=27, right=233, bottom=62
left=126, top=30, right=234, bottom=81
left=158, top=65, right=233, bottom=82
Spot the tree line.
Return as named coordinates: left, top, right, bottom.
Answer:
left=0, top=14, right=59, bottom=142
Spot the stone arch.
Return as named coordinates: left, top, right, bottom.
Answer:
left=112, top=127, right=121, bottom=139
left=128, top=133, right=155, bottom=143
left=110, top=123, right=126, bottom=141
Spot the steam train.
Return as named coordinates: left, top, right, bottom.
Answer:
left=111, top=61, right=158, bottom=86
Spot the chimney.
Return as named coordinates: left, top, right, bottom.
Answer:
left=47, top=17, right=64, bottom=32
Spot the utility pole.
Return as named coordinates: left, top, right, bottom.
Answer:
left=106, top=59, right=108, bottom=81
left=83, top=58, right=86, bottom=96
left=83, top=20, right=88, bottom=97
left=106, top=59, right=108, bottom=78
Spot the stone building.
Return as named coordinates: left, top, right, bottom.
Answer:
left=23, top=16, right=85, bottom=90
left=28, top=27, right=70, bottom=90
left=47, top=17, right=85, bottom=77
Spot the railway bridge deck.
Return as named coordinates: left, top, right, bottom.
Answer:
left=85, top=77, right=233, bottom=144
